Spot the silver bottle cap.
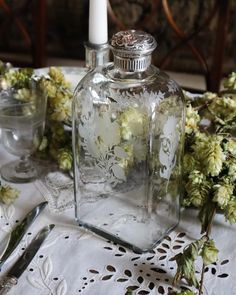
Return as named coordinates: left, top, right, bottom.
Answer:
left=110, top=30, right=157, bottom=72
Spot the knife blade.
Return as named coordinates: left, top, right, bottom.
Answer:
left=0, top=224, right=55, bottom=295
left=0, top=201, right=48, bottom=270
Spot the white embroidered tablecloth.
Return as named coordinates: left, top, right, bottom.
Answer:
left=0, top=144, right=236, bottom=295
left=0, top=67, right=236, bottom=295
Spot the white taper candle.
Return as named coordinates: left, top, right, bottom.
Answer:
left=89, top=0, right=108, bottom=45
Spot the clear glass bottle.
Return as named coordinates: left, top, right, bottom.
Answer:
left=72, top=30, right=185, bottom=253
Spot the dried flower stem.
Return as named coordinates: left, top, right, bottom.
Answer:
left=194, top=100, right=212, bottom=112
left=198, top=207, right=216, bottom=295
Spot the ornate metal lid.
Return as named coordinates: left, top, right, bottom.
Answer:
left=110, top=30, right=157, bottom=56
left=110, top=30, right=157, bottom=72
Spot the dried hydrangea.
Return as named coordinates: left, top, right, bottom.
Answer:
left=205, top=141, right=225, bottom=177
left=119, top=107, right=147, bottom=141
left=37, top=136, right=48, bottom=151
left=50, top=123, right=69, bottom=143
left=183, top=153, right=198, bottom=174
left=202, top=91, right=218, bottom=101
left=184, top=170, right=211, bottom=207
left=208, top=95, right=236, bottom=122
left=212, top=182, right=233, bottom=209
left=192, top=135, right=225, bottom=177
left=226, top=161, right=236, bottom=182
left=0, top=184, right=19, bottom=205
left=179, top=76, right=236, bottom=292
left=225, top=199, right=236, bottom=224
left=33, top=67, right=73, bottom=171
left=223, top=71, right=236, bottom=90
left=57, top=148, right=73, bottom=171
left=48, top=67, right=71, bottom=88
left=39, top=76, right=73, bottom=123
left=14, top=88, right=31, bottom=102
left=183, top=76, right=236, bottom=229
left=223, top=138, right=236, bottom=157
left=1, top=68, right=33, bottom=90
left=185, top=104, right=200, bottom=134
left=117, top=144, right=134, bottom=173
left=39, top=78, right=57, bottom=98
left=118, top=107, right=148, bottom=163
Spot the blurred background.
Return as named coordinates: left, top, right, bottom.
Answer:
left=0, top=0, right=235, bottom=92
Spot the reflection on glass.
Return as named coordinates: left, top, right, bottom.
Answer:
left=0, top=82, right=47, bottom=183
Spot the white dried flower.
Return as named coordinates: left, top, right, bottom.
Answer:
left=119, top=107, right=147, bottom=141
left=185, top=104, right=200, bottom=134
left=0, top=185, right=19, bottom=205
left=212, top=182, right=233, bottom=209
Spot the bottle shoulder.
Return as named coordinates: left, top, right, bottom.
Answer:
left=73, top=64, right=184, bottom=103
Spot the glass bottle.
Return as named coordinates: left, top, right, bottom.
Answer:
left=72, top=30, right=185, bottom=253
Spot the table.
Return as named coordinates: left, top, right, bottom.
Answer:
left=0, top=144, right=236, bottom=295
left=0, top=66, right=236, bottom=295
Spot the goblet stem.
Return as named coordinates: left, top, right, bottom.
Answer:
left=15, top=156, right=34, bottom=174
left=0, top=155, right=38, bottom=183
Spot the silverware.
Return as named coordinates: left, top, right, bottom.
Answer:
left=0, top=201, right=48, bottom=270
left=0, top=224, right=55, bottom=295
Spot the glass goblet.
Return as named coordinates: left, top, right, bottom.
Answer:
left=0, top=82, right=47, bottom=183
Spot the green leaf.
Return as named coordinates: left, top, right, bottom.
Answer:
left=201, top=239, right=219, bottom=265
left=172, top=236, right=208, bottom=288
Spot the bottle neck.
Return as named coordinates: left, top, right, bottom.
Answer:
left=113, top=55, right=152, bottom=73
left=85, top=42, right=110, bottom=70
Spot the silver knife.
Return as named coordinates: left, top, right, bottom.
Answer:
left=0, top=201, right=48, bottom=270
left=0, top=224, right=55, bottom=295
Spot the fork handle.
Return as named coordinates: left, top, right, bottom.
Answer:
left=0, top=276, right=17, bottom=295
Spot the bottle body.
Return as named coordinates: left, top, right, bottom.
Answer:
left=72, top=62, right=185, bottom=252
